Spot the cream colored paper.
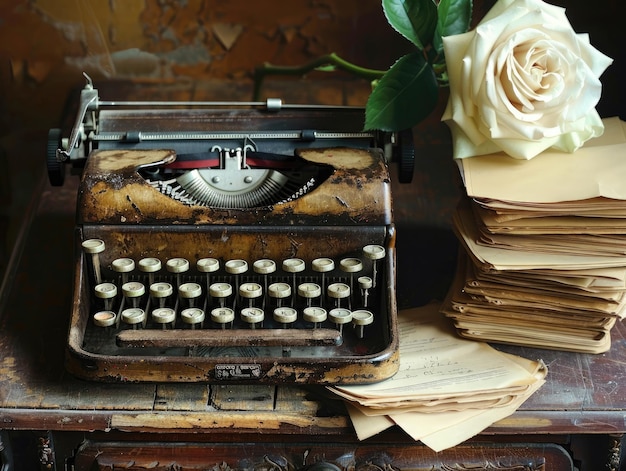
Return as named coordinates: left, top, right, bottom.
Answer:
left=460, top=118, right=626, bottom=202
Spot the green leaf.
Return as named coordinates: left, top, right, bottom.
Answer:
left=364, top=52, right=439, bottom=132
left=382, top=0, right=438, bottom=49
left=433, top=0, right=473, bottom=54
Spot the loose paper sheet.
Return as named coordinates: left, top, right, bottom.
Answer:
left=459, top=117, right=626, bottom=202
left=329, top=303, right=547, bottom=449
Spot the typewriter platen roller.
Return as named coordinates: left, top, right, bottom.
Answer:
left=48, top=75, right=413, bottom=384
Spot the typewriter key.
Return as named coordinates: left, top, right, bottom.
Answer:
left=282, top=258, right=305, bottom=296
left=121, top=308, right=146, bottom=329
left=138, top=257, right=162, bottom=286
left=197, top=258, right=219, bottom=299
left=150, top=282, right=174, bottom=308
left=166, top=258, right=190, bottom=289
left=94, top=282, right=117, bottom=311
left=312, top=258, right=335, bottom=305
left=82, top=238, right=105, bottom=284
left=179, top=282, right=202, bottom=307
left=362, top=244, right=386, bottom=288
left=122, top=281, right=145, bottom=308
left=93, top=310, right=117, bottom=328
left=241, top=307, right=264, bottom=329
left=340, top=257, right=363, bottom=293
left=210, top=307, right=235, bottom=329
left=273, top=307, right=298, bottom=328
left=298, top=282, right=322, bottom=307
left=152, top=307, right=176, bottom=329
left=358, top=276, right=373, bottom=307
left=352, top=309, right=374, bottom=338
left=327, top=282, right=350, bottom=309
left=253, top=259, right=276, bottom=299
left=303, top=306, right=327, bottom=328
left=268, top=282, right=291, bottom=307
left=329, top=308, right=352, bottom=334
left=225, top=259, right=248, bottom=294
left=111, top=257, right=135, bottom=285
left=181, top=307, right=205, bottom=329
left=239, top=282, right=263, bottom=307
left=209, top=282, right=233, bottom=308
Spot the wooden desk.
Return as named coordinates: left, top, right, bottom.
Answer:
left=1, top=152, right=625, bottom=470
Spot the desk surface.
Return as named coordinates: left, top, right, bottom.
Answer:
left=0, top=173, right=625, bottom=441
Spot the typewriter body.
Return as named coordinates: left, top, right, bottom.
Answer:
left=48, top=76, right=412, bottom=384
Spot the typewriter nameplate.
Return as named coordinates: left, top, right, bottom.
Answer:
left=215, top=364, right=263, bottom=380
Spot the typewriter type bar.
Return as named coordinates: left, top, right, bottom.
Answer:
left=56, top=77, right=403, bottom=384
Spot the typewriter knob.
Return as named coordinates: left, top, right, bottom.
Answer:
left=94, top=282, right=117, bottom=311
left=166, top=258, right=190, bottom=274
left=47, top=128, right=64, bottom=186
left=395, top=128, right=415, bottom=184
left=327, top=282, right=350, bottom=308
left=225, top=259, right=248, bottom=275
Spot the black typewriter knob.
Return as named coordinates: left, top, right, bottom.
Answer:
left=47, top=128, right=64, bottom=186
left=395, top=128, right=415, bottom=184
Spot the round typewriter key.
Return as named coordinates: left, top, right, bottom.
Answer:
left=93, top=310, right=116, bottom=328
left=239, top=282, right=263, bottom=307
left=112, top=257, right=135, bottom=284
left=241, top=307, right=264, bottom=329
left=197, top=257, right=219, bottom=273
left=166, top=257, right=190, bottom=273
left=179, top=282, right=202, bottom=307
left=209, top=282, right=233, bottom=308
left=363, top=245, right=385, bottom=287
left=273, top=307, right=298, bottom=328
left=181, top=307, right=205, bottom=329
left=268, top=282, right=291, bottom=307
left=82, top=238, right=105, bottom=284
left=358, top=276, right=373, bottom=307
left=352, top=309, right=374, bottom=338
left=211, top=307, right=235, bottom=329
left=122, top=281, right=145, bottom=308
left=298, top=282, right=321, bottom=307
left=312, top=258, right=335, bottom=273
left=340, top=257, right=363, bottom=273
left=312, top=257, right=335, bottom=306
left=139, top=257, right=162, bottom=286
left=94, top=282, right=117, bottom=311
left=253, top=259, right=276, bottom=275
left=150, top=282, right=173, bottom=308
left=152, top=307, right=176, bottom=329
left=327, top=282, right=350, bottom=308
left=329, top=308, right=352, bottom=334
left=225, top=259, right=248, bottom=275
left=303, top=306, right=327, bottom=328
left=121, top=308, right=146, bottom=329
left=340, top=257, right=363, bottom=293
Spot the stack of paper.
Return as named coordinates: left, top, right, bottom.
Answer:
left=442, top=117, right=626, bottom=353
left=328, top=303, right=547, bottom=451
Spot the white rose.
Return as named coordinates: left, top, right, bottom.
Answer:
left=442, top=0, right=613, bottom=160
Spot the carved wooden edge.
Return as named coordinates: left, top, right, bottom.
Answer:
left=69, top=441, right=572, bottom=470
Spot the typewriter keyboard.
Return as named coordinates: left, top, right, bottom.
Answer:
left=80, top=239, right=391, bottom=360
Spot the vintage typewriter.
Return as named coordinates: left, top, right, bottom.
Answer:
left=47, top=75, right=414, bottom=384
